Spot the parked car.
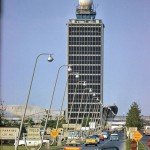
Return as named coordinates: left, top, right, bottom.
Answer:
left=101, top=131, right=109, bottom=139
left=85, top=135, right=99, bottom=146
left=110, top=133, right=119, bottom=141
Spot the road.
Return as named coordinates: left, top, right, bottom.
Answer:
left=82, top=131, right=126, bottom=150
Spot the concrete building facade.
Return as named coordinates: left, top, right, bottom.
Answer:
left=67, top=0, right=104, bottom=123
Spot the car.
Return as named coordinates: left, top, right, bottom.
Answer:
left=64, top=140, right=82, bottom=150
left=92, top=134, right=100, bottom=143
left=85, top=135, right=99, bottom=146
left=110, top=133, right=119, bottom=141
left=101, top=131, right=109, bottom=139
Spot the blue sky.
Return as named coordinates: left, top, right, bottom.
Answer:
left=1, top=0, right=150, bottom=115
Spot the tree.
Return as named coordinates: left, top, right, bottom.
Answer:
left=24, top=117, right=35, bottom=127
left=0, top=100, right=6, bottom=127
left=126, top=102, right=143, bottom=130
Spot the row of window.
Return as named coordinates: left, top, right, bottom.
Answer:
left=69, top=32, right=101, bottom=36
left=69, top=46, right=101, bottom=50
left=68, top=112, right=100, bottom=118
left=68, top=79, right=101, bottom=84
left=68, top=74, right=101, bottom=81
left=69, top=27, right=101, bottom=31
left=69, top=60, right=101, bottom=64
left=68, top=23, right=102, bottom=27
left=70, top=66, right=101, bottom=70
left=69, top=55, right=101, bottom=61
left=68, top=89, right=100, bottom=93
left=69, top=65, right=101, bottom=71
left=69, top=37, right=101, bottom=42
left=69, top=48, right=101, bottom=55
left=69, top=41, right=101, bottom=45
left=68, top=88, right=101, bottom=93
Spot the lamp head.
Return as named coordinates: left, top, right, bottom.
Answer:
left=47, top=55, right=54, bottom=62
left=93, top=93, right=96, bottom=96
left=83, top=81, right=86, bottom=86
left=75, top=73, right=79, bottom=78
left=68, top=66, right=72, bottom=72
left=89, top=88, right=92, bottom=93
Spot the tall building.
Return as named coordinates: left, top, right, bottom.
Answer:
left=67, top=0, right=104, bottom=124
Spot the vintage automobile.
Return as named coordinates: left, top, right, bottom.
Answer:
left=110, top=133, right=119, bottom=141
left=63, top=140, right=82, bottom=150
left=101, top=131, right=109, bottom=139
left=85, top=135, right=99, bottom=146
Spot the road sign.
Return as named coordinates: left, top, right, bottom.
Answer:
left=0, top=127, right=19, bottom=139
left=133, top=131, right=143, bottom=142
left=50, top=129, right=59, bottom=138
left=27, top=127, right=40, bottom=140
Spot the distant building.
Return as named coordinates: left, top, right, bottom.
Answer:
left=67, top=0, right=104, bottom=123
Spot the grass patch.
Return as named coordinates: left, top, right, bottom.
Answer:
left=126, top=139, right=148, bottom=150
left=0, top=145, right=64, bottom=150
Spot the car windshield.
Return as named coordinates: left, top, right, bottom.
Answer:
left=102, top=132, right=108, bottom=135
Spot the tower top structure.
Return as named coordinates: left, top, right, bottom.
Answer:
left=79, top=0, right=93, bottom=8
left=76, top=0, right=96, bottom=20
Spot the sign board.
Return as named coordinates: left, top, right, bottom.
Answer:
left=128, top=127, right=137, bottom=139
left=50, top=129, right=59, bottom=138
left=133, top=131, right=143, bottom=142
left=46, top=128, right=51, bottom=135
left=128, top=127, right=137, bottom=132
left=62, top=124, right=81, bottom=131
left=0, top=127, right=19, bottom=139
left=27, top=128, right=40, bottom=140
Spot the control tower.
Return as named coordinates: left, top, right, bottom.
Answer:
left=67, top=0, right=104, bottom=124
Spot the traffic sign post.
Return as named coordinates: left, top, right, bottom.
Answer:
left=133, top=131, right=143, bottom=142
left=50, top=129, right=59, bottom=138
left=132, top=131, right=143, bottom=150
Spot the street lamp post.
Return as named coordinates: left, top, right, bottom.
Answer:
left=38, top=65, right=72, bottom=150
left=15, top=53, right=54, bottom=150
left=80, top=93, right=96, bottom=137
left=73, top=88, right=92, bottom=138
left=95, top=102, right=103, bottom=133
left=91, top=99, right=103, bottom=134
left=67, top=81, right=86, bottom=131
left=84, top=97, right=98, bottom=135
left=55, top=73, right=79, bottom=129
left=81, top=93, right=96, bottom=127
left=55, top=72, right=79, bottom=146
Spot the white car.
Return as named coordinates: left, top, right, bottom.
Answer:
left=110, top=133, right=119, bottom=141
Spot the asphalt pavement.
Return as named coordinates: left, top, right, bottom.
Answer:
left=82, top=131, right=126, bottom=150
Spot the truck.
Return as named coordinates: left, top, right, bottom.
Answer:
left=143, top=126, right=150, bottom=135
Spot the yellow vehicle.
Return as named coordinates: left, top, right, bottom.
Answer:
left=64, top=140, right=82, bottom=150
left=85, top=135, right=98, bottom=146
